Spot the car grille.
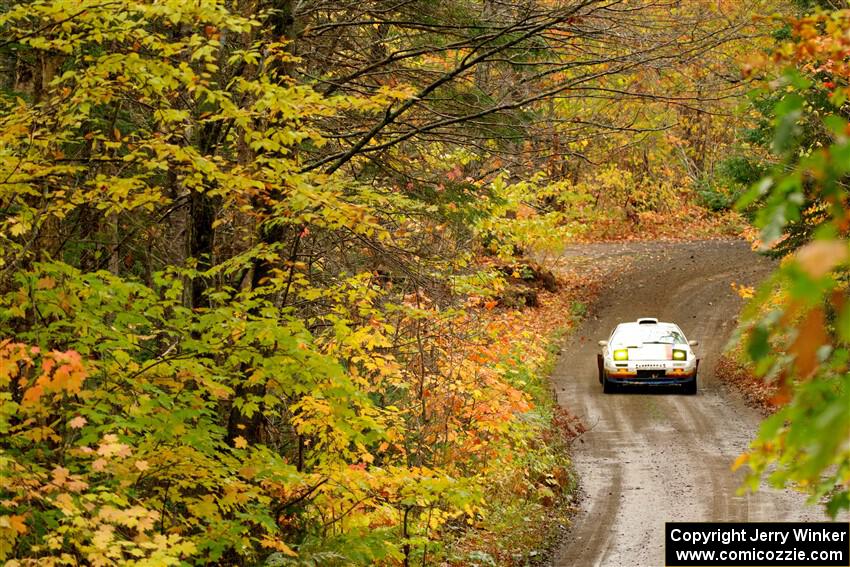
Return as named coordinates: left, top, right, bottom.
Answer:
left=636, top=369, right=666, bottom=378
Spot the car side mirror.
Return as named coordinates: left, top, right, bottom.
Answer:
left=688, top=340, right=699, bottom=347
left=598, top=340, right=608, bottom=347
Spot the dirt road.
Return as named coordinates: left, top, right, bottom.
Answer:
left=550, top=240, right=825, bottom=567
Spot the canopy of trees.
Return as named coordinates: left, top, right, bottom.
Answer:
left=0, top=0, right=845, bottom=565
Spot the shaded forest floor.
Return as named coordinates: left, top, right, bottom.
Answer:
left=716, top=352, right=781, bottom=414
left=577, top=207, right=746, bottom=243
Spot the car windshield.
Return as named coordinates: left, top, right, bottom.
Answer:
left=611, top=325, right=686, bottom=346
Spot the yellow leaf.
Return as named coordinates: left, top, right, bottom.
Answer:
left=233, top=436, right=248, bottom=449
left=134, top=460, right=149, bottom=472
left=260, top=536, right=297, bottom=556
left=731, top=282, right=755, bottom=299
left=731, top=453, right=749, bottom=471
left=52, top=466, right=69, bottom=487
left=9, top=221, right=26, bottom=237
left=54, top=493, right=75, bottom=515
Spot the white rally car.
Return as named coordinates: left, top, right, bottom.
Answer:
left=597, top=318, right=699, bottom=394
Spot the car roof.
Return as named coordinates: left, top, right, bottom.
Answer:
left=615, top=321, right=680, bottom=332
left=611, top=320, right=686, bottom=339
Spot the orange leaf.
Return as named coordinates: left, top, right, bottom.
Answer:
left=790, top=308, right=826, bottom=378
left=796, top=240, right=848, bottom=278
left=731, top=453, right=749, bottom=471
left=260, top=536, right=297, bottom=556
left=8, top=514, right=27, bottom=535
left=52, top=466, right=69, bottom=487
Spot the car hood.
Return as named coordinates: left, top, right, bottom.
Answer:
left=613, top=344, right=681, bottom=360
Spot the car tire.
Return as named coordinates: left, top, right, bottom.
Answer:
left=682, top=376, right=697, bottom=395
left=597, top=354, right=604, bottom=384
left=602, top=373, right=617, bottom=394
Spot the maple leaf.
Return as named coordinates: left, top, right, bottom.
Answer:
left=796, top=240, right=848, bottom=279
left=52, top=466, right=69, bottom=487
left=68, top=416, right=87, bottom=429
left=731, top=282, right=755, bottom=299
left=260, top=536, right=297, bottom=556
left=789, top=308, right=827, bottom=378
left=233, top=436, right=248, bottom=449
left=9, top=515, right=27, bottom=535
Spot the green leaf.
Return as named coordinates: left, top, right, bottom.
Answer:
left=772, top=93, right=804, bottom=154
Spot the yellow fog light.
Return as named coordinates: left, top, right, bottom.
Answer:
left=672, top=349, right=686, bottom=361
left=613, top=349, right=629, bottom=361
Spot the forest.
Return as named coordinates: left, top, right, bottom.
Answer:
left=0, top=0, right=848, bottom=565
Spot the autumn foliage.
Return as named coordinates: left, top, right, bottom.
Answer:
left=729, top=7, right=850, bottom=517
left=2, top=0, right=840, bottom=563
left=0, top=1, right=594, bottom=563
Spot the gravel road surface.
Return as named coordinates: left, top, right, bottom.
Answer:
left=550, top=240, right=826, bottom=567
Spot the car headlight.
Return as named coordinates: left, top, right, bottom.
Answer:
left=613, top=349, right=628, bottom=361
left=672, top=349, right=687, bottom=361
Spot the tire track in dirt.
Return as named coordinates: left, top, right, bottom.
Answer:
left=550, top=240, right=825, bottom=567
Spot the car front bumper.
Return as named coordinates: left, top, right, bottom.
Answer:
left=604, top=360, right=698, bottom=384
left=606, top=374, right=696, bottom=386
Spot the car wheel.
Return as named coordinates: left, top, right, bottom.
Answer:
left=682, top=376, right=697, bottom=395
left=597, top=354, right=604, bottom=384
left=602, top=373, right=617, bottom=394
